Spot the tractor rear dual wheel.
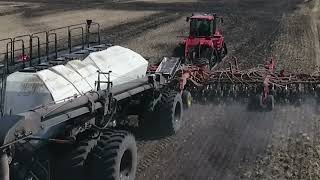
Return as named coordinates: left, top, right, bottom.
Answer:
left=55, top=130, right=137, bottom=180
left=173, top=44, right=185, bottom=58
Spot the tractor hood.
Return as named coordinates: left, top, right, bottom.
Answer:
left=184, top=37, right=213, bottom=48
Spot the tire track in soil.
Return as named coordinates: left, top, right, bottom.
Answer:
left=100, top=12, right=183, bottom=45
left=136, top=137, right=174, bottom=175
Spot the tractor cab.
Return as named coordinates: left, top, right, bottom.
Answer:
left=186, top=14, right=223, bottom=38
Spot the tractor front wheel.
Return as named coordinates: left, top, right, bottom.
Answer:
left=173, top=44, right=185, bottom=58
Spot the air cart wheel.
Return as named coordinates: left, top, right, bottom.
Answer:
left=182, top=90, right=193, bottom=109
left=157, top=90, right=183, bottom=135
left=86, top=130, right=137, bottom=180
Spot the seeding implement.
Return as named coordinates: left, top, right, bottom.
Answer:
left=157, top=56, right=320, bottom=111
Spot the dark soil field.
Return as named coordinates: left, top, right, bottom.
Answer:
left=0, top=0, right=319, bottom=179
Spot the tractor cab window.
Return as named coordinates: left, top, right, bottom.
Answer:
left=190, top=19, right=213, bottom=37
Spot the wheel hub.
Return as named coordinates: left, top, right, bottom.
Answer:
left=120, top=149, right=133, bottom=180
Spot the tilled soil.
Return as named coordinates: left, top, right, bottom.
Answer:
left=125, top=0, right=320, bottom=179
left=238, top=100, right=320, bottom=180
left=0, top=0, right=319, bottom=179
left=137, top=101, right=320, bottom=180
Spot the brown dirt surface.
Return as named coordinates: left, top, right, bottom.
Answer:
left=1, top=0, right=320, bottom=179
left=0, top=1, right=157, bottom=39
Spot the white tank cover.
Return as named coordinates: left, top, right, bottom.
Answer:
left=4, top=45, right=148, bottom=114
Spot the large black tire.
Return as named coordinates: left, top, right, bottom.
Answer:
left=211, top=50, right=219, bottom=67
left=222, top=43, right=228, bottom=58
left=86, top=130, right=137, bottom=180
left=138, top=91, right=183, bottom=136
left=53, top=130, right=137, bottom=180
left=182, top=90, right=193, bottom=109
left=53, top=138, right=97, bottom=180
left=173, top=44, right=185, bottom=58
left=156, top=90, right=183, bottom=135
left=138, top=99, right=155, bottom=134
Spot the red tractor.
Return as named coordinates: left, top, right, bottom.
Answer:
left=175, top=13, right=228, bottom=69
